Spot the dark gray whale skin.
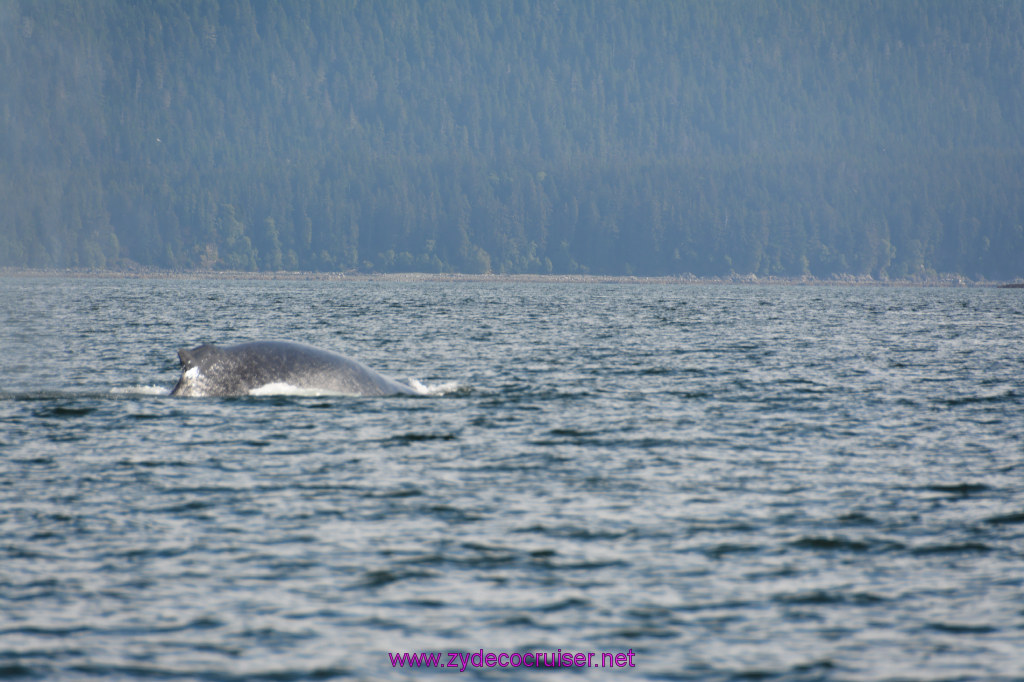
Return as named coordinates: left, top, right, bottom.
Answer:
left=170, top=341, right=417, bottom=397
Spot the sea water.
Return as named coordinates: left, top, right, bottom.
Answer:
left=0, top=276, right=1022, bottom=680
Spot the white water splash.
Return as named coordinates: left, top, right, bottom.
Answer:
left=247, top=382, right=348, bottom=397
left=245, top=379, right=463, bottom=397
left=110, top=385, right=172, bottom=396
left=405, top=378, right=464, bottom=396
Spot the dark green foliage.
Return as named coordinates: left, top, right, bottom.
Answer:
left=2, top=0, right=1022, bottom=278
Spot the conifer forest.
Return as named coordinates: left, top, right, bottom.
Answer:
left=2, top=0, right=1023, bottom=279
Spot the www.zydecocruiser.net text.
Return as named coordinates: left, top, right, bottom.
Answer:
left=389, top=649, right=637, bottom=671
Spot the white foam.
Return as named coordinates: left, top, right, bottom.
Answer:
left=406, top=378, right=463, bottom=396
left=111, top=385, right=172, bottom=396
left=246, top=379, right=464, bottom=397
left=248, top=382, right=343, bottom=397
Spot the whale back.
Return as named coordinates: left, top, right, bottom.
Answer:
left=170, top=341, right=415, bottom=397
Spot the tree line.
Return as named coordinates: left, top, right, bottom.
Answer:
left=2, top=0, right=1022, bottom=279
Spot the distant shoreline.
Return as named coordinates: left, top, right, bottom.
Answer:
left=3, top=267, right=1021, bottom=288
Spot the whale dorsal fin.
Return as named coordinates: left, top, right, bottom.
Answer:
left=177, top=343, right=222, bottom=370
left=177, top=348, right=196, bottom=369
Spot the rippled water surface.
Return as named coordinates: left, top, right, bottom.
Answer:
left=1, top=276, right=1023, bottom=680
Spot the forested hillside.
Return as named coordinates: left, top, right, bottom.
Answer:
left=2, top=0, right=1023, bottom=278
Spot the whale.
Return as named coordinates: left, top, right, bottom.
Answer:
left=170, top=341, right=418, bottom=397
